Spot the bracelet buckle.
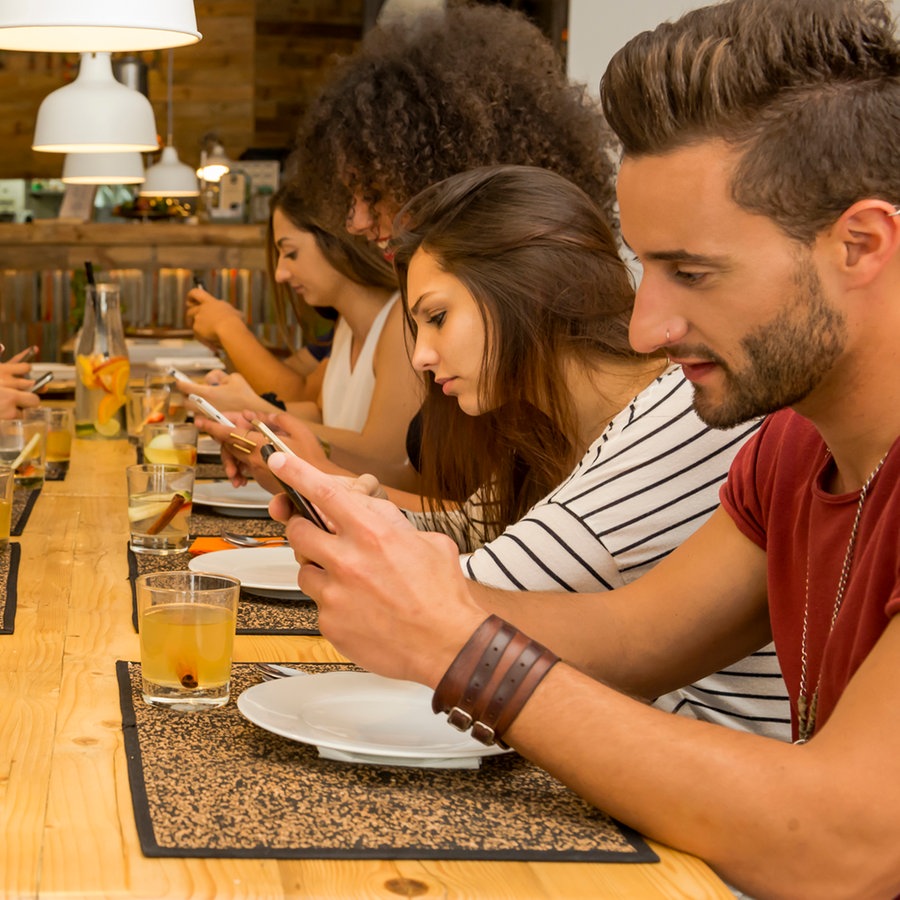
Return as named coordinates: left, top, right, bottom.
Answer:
left=470, top=720, right=497, bottom=746
left=447, top=706, right=474, bottom=732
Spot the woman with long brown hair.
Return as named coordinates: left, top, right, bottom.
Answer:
left=385, top=165, right=788, bottom=738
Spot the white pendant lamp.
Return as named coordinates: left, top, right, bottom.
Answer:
left=140, top=50, right=199, bottom=197
left=142, top=146, right=198, bottom=196
left=63, top=152, right=145, bottom=185
left=32, top=52, right=159, bottom=153
left=197, top=142, right=231, bottom=184
left=0, top=1, right=200, bottom=52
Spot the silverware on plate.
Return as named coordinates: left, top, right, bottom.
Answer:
left=221, top=531, right=289, bottom=547
left=255, top=663, right=307, bottom=680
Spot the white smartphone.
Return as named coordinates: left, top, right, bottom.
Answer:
left=188, top=393, right=236, bottom=428
left=166, top=365, right=193, bottom=384
left=250, top=418, right=294, bottom=454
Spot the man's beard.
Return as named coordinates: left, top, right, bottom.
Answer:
left=690, top=257, right=846, bottom=429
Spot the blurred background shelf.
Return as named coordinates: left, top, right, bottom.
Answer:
left=0, top=221, right=297, bottom=363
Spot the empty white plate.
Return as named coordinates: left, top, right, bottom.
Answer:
left=189, top=546, right=304, bottom=599
left=193, top=480, right=272, bottom=517
left=238, top=671, right=511, bottom=768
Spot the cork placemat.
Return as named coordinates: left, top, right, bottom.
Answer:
left=0, top=543, right=21, bottom=634
left=195, top=462, right=227, bottom=481
left=189, top=507, right=284, bottom=538
left=117, top=661, right=657, bottom=863
left=12, top=487, right=41, bottom=535
left=127, top=546, right=320, bottom=636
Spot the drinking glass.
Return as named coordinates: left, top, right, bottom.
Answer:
left=44, top=407, right=75, bottom=481
left=0, top=412, right=48, bottom=488
left=148, top=370, right=190, bottom=423
left=0, top=420, right=22, bottom=469
left=125, top=385, right=171, bottom=447
left=136, top=570, right=239, bottom=710
left=0, top=465, right=13, bottom=551
left=142, top=422, right=198, bottom=467
left=126, top=463, right=194, bottom=555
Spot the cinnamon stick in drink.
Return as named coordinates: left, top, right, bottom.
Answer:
left=146, top=492, right=188, bottom=535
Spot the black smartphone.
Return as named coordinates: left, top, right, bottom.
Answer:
left=29, top=371, right=53, bottom=392
left=192, top=275, right=206, bottom=290
left=260, top=443, right=329, bottom=530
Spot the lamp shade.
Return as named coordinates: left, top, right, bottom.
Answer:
left=140, top=145, right=199, bottom=197
left=33, top=52, right=159, bottom=153
left=197, top=143, right=231, bottom=183
left=0, top=1, right=200, bottom=52
left=63, top=151, right=145, bottom=185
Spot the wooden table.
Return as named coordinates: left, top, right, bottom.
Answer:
left=0, top=439, right=734, bottom=899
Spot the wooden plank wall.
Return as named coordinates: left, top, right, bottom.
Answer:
left=0, top=0, right=365, bottom=180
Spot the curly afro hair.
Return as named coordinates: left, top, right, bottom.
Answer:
left=292, top=3, right=619, bottom=233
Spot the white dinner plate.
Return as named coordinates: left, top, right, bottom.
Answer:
left=237, top=671, right=511, bottom=768
left=152, top=355, right=225, bottom=372
left=31, top=362, right=77, bottom=380
left=193, top=480, right=272, bottom=517
left=189, top=546, right=303, bottom=599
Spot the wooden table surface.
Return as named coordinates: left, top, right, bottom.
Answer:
left=0, top=438, right=734, bottom=899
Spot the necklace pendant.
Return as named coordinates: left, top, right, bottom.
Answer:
left=796, top=692, right=818, bottom=743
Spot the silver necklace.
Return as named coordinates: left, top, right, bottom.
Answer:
left=795, top=450, right=888, bottom=743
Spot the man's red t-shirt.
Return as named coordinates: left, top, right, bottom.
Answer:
left=720, top=409, right=900, bottom=740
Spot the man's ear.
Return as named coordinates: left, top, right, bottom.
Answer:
left=830, top=200, right=900, bottom=285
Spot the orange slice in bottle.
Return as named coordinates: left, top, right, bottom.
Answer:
left=96, top=392, right=124, bottom=435
left=76, top=354, right=100, bottom=389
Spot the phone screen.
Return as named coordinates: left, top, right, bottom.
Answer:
left=260, top=444, right=328, bottom=530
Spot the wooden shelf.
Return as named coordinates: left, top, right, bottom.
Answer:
left=0, top=221, right=267, bottom=271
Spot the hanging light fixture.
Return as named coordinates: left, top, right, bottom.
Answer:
left=141, top=49, right=198, bottom=197
left=0, top=1, right=200, bottom=52
left=32, top=52, right=159, bottom=153
left=197, top=136, right=231, bottom=183
left=62, top=151, right=145, bottom=185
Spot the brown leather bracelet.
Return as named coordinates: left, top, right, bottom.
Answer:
left=432, top=614, right=560, bottom=748
left=431, top=614, right=507, bottom=728
left=483, top=645, right=559, bottom=747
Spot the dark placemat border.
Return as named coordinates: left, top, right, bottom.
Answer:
left=127, top=544, right=320, bottom=636
left=0, top=542, right=21, bottom=634
left=12, top=487, right=41, bottom=535
left=116, top=660, right=658, bottom=864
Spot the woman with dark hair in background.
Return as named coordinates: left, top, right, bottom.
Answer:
left=182, top=181, right=421, bottom=486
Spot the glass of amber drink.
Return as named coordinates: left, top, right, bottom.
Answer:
left=137, top=571, right=239, bottom=710
left=44, top=407, right=74, bottom=480
left=141, top=422, right=198, bottom=467
left=126, top=463, right=194, bottom=554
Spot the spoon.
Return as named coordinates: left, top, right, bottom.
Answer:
left=220, top=531, right=289, bottom=547
left=255, top=663, right=307, bottom=680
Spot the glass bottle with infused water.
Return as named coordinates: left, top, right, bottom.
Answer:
left=75, top=283, right=130, bottom=439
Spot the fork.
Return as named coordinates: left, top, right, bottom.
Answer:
left=255, top=662, right=307, bottom=680
left=221, top=531, right=289, bottom=547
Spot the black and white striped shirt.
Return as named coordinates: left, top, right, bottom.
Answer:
left=409, top=366, right=792, bottom=740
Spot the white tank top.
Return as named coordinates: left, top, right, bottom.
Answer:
left=320, top=293, right=400, bottom=432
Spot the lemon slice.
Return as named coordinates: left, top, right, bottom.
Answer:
left=144, top=433, right=179, bottom=464
left=128, top=500, right=172, bottom=523
left=94, top=416, right=121, bottom=437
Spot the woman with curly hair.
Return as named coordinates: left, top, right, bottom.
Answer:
left=291, top=2, right=619, bottom=250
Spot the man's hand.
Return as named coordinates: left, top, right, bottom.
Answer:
left=266, top=451, right=486, bottom=688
